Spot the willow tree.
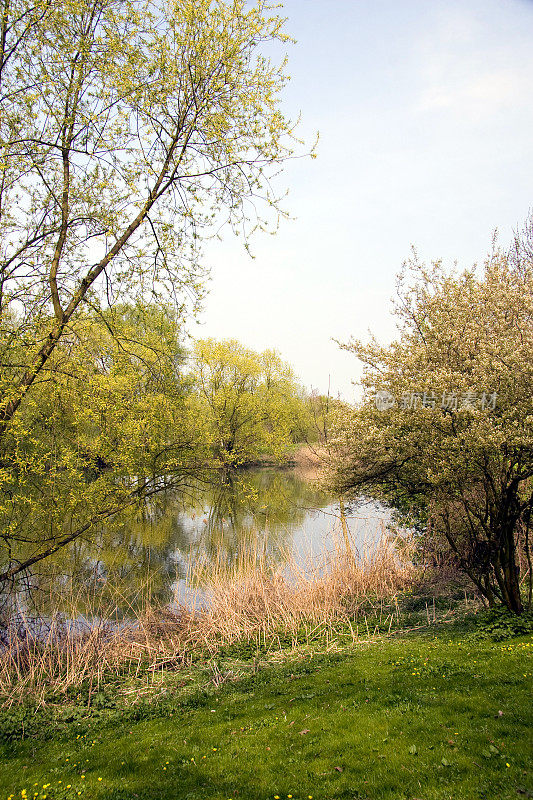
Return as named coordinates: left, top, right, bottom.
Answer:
left=0, top=303, right=210, bottom=587
left=190, top=338, right=305, bottom=466
left=328, top=223, right=533, bottom=614
left=0, top=0, right=302, bottom=586
left=0, top=0, right=300, bottom=430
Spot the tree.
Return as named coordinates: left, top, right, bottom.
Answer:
left=328, top=223, right=533, bottom=614
left=190, top=338, right=306, bottom=467
left=0, top=0, right=301, bottom=436
left=0, top=0, right=304, bottom=588
left=0, top=303, right=208, bottom=588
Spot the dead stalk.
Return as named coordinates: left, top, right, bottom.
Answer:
left=0, top=531, right=414, bottom=706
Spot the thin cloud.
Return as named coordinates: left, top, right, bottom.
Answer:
left=418, top=68, right=527, bottom=116
left=413, top=2, right=533, bottom=121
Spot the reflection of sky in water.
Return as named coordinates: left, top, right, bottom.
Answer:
left=290, top=499, right=391, bottom=562
left=23, top=468, right=394, bottom=615
left=173, top=492, right=392, bottom=608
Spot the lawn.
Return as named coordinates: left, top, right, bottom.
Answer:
left=0, top=626, right=531, bottom=800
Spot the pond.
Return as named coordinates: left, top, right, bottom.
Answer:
left=20, top=467, right=392, bottom=616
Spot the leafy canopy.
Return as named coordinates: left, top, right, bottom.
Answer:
left=0, top=304, right=206, bottom=586
left=190, top=337, right=307, bottom=466
left=0, top=0, right=303, bottom=430
left=329, top=225, right=533, bottom=613
left=0, top=0, right=305, bottom=586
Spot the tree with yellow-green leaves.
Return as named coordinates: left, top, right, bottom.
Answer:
left=0, top=0, right=301, bottom=428
left=328, top=219, right=533, bottom=614
left=0, top=304, right=208, bottom=587
left=190, top=338, right=307, bottom=467
left=0, top=0, right=304, bottom=586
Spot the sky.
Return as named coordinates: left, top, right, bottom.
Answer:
left=196, top=0, right=533, bottom=401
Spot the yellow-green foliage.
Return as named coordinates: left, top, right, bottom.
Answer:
left=0, top=305, right=207, bottom=585
left=190, top=338, right=308, bottom=466
left=0, top=0, right=301, bottom=433
left=0, top=0, right=303, bottom=584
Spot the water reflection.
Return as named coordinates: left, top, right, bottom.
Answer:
left=15, top=468, right=390, bottom=616
left=179, top=468, right=329, bottom=558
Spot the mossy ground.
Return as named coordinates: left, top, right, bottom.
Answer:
left=0, top=619, right=531, bottom=800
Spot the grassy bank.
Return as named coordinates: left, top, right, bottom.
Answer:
left=0, top=616, right=531, bottom=800
left=0, top=535, right=413, bottom=706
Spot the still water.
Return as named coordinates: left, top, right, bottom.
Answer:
left=42, top=468, right=391, bottom=613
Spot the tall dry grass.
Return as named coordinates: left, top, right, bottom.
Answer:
left=0, top=523, right=414, bottom=707
left=187, top=523, right=413, bottom=648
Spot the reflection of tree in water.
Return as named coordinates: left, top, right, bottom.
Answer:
left=25, top=494, right=195, bottom=616
left=183, top=468, right=331, bottom=572
left=15, top=469, right=332, bottom=616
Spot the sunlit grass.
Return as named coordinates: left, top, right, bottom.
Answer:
left=0, top=629, right=531, bottom=800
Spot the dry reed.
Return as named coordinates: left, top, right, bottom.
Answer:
left=187, top=523, right=413, bottom=647
left=0, top=522, right=414, bottom=707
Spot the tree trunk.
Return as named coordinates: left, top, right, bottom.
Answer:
left=501, top=524, right=523, bottom=614
left=494, top=518, right=524, bottom=614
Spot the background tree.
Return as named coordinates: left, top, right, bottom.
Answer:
left=328, top=223, right=533, bottom=614
left=190, top=338, right=307, bottom=467
left=301, top=387, right=350, bottom=448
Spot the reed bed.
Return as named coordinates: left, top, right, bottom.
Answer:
left=0, top=523, right=415, bottom=707
left=189, top=526, right=413, bottom=647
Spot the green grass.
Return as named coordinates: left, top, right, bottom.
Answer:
left=0, top=627, right=531, bottom=800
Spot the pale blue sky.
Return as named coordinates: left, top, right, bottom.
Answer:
left=198, top=0, right=533, bottom=399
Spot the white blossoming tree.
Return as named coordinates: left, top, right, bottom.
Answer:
left=329, top=220, right=533, bottom=614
